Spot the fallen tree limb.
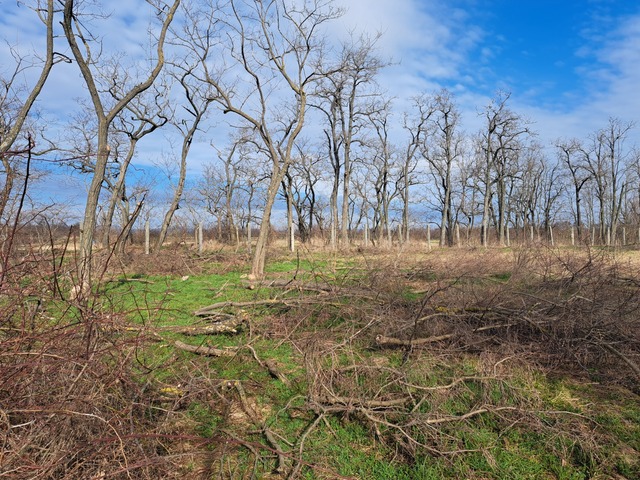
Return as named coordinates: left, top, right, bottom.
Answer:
left=311, top=394, right=409, bottom=411
left=596, top=342, right=640, bottom=381
left=172, top=324, right=242, bottom=335
left=259, top=278, right=381, bottom=301
left=257, top=278, right=335, bottom=293
left=105, top=277, right=155, bottom=284
left=420, top=406, right=518, bottom=425
left=287, top=413, right=325, bottom=480
left=174, top=340, right=238, bottom=357
left=401, top=376, right=492, bottom=392
left=247, top=344, right=291, bottom=386
left=376, top=333, right=454, bottom=347
left=173, top=315, right=245, bottom=335
left=194, top=298, right=310, bottom=316
left=375, top=323, right=516, bottom=348
left=233, top=381, right=287, bottom=473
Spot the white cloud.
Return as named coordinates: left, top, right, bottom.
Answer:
left=513, top=11, right=640, bottom=146
left=4, top=0, right=640, bottom=191
left=333, top=0, right=449, bottom=56
left=330, top=0, right=484, bottom=97
left=586, top=14, right=640, bottom=121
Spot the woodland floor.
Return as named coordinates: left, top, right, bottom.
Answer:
left=1, top=242, right=639, bottom=479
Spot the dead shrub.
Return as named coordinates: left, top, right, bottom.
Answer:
left=0, top=245, right=210, bottom=479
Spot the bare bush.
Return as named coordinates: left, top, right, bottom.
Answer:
left=0, top=232, right=209, bottom=479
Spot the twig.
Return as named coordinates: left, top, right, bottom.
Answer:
left=287, top=414, right=324, bottom=480
left=263, top=425, right=287, bottom=473
left=401, top=376, right=492, bottom=392
left=596, top=342, right=640, bottom=380
left=421, top=406, right=518, bottom=425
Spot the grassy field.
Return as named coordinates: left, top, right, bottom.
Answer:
left=1, top=242, right=639, bottom=479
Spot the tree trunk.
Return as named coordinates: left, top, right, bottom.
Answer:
left=340, top=153, right=351, bottom=246
left=78, top=123, right=110, bottom=282
left=115, top=197, right=145, bottom=255
left=154, top=145, right=188, bottom=252
left=63, top=0, right=179, bottom=284
left=250, top=172, right=284, bottom=279
left=102, top=140, right=137, bottom=248
left=286, top=180, right=295, bottom=253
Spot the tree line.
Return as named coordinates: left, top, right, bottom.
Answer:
left=1, top=0, right=639, bottom=285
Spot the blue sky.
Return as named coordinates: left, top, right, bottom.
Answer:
left=2, top=0, right=640, bottom=219
left=3, top=0, right=638, bottom=148
left=468, top=0, right=640, bottom=109
left=332, top=0, right=640, bottom=141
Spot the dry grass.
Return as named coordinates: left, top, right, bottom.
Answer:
left=1, top=238, right=639, bottom=478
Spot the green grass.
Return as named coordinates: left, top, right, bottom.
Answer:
left=48, top=249, right=640, bottom=479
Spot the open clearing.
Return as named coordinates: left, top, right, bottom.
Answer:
left=1, top=243, right=639, bottom=479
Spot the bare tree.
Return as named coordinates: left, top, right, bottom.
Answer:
left=539, top=159, right=565, bottom=236
left=398, top=94, right=434, bottom=244
left=367, top=104, right=398, bottom=245
left=287, top=143, right=325, bottom=244
left=623, top=147, right=640, bottom=227
left=153, top=77, right=213, bottom=252
left=198, top=134, right=255, bottom=244
left=195, top=0, right=340, bottom=278
left=556, top=138, right=589, bottom=238
left=477, top=92, right=531, bottom=246
left=313, top=34, right=386, bottom=248
left=101, top=85, right=169, bottom=248
left=1, top=0, right=59, bottom=225
left=597, top=118, right=633, bottom=244
left=0, top=0, right=57, bottom=156
left=510, top=142, right=545, bottom=239
left=453, top=150, right=479, bottom=243
left=62, top=0, right=180, bottom=284
left=423, top=89, right=464, bottom=247
left=579, top=119, right=634, bottom=244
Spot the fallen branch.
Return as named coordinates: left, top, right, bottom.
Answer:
left=312, top=394, right=409, bottom=411
left=173, top=340, right=238, bottom=357
left=596, top=342, right=640, bottom=381
left=173, top=315, right=245, bottom=335
left=375, top=323, right=516, bottom=348
left=263, top=425, right=287, bottom=474
left=376, top=332, right=454, bottom=347
left=258, top=278, right=335, bottom=293
left=172, top=324, right=241, bottom=335
left=420, top=406, right=518, bottom=425
left=401, top=376, right=492, bottom=392
left=105, top=277, right=155, bottom=285
left=115, top=314, right=245, bottom=336
left=247, top=344, right=291, bottom=386
left=233, top=381, right=288, bottom=473
left=194, top=298, right=305, bottom=316
left=287, top=414, right=325, bottom=480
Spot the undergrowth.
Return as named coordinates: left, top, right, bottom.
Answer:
left=1, top=244, right=639, bottom=479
